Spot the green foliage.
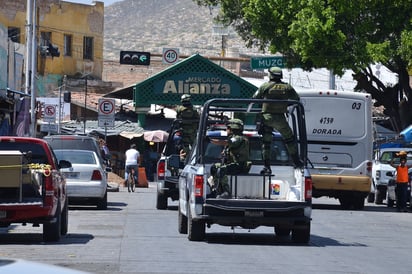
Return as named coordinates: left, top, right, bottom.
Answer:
left=193, top=0, right=412, bottom=131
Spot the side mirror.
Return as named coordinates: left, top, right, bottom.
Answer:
left=167, top=154, right=181, bottom=169
left=59, top=159, right=72, bottom=169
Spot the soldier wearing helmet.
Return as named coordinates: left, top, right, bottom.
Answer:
left=175, top=94, right=200, bottom=155
left=209, top=118, right=251, bottom=198
left=253, top=66, right=301, bottom=174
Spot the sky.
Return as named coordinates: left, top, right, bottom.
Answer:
left=64, top=0, right=122, bottom=6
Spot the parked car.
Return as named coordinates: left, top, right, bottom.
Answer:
left=0, top=258, right=90, bottom=273
left=43, top=135, right=110, bottom=166
left=53, top=149, right=108, bottom=210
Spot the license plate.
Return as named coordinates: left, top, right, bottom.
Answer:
left=245, top=210, right=263, bottom=217
left=64, top=172, right=80, bottom=179
left=0, top=211, right=6, bottom=219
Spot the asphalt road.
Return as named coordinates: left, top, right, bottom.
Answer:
left=1, top=183, right=412, bottom=274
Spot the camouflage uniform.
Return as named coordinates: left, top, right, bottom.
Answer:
left=253, top=67, right=301, bottom=174
left=175, top=94, right=199, bottom=154
left=210, top=119, right=251, bottom=198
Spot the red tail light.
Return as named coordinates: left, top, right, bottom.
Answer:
left=305, top=176, right=312, bottom=200
left=366, top=161, right=372, bottom=173
left=44, top=174, right=54, bottom=192
left=91, top=170, right=103, bottom=180
left=194, top=175, right=204, bottom=197
left=157, top=160, right=165, bottom=180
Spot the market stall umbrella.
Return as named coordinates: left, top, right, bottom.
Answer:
left=143, top=130, right=169, bottom=143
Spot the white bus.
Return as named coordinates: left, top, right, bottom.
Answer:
left=299, top=90, right=373, bottom=209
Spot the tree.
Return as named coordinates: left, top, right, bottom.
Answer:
left=194, top=0, right=412, bottom=132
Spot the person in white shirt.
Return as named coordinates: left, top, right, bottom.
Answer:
left=125, top=143, right=140, bottom=184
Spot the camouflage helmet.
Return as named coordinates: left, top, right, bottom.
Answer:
left=181, top=94, right=191, bottom=104
left=268, top=66, right=283, bottom=79
left=227, top=118, right=244, bottom=131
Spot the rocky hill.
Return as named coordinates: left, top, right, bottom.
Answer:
left=103, top=0, right=259, bottom=60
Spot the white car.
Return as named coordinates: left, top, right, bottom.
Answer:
left=54, top=149, right=108, bottom=210
left=0, top=258, right=90, bottom=273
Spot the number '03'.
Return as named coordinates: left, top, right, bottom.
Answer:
left=352, top=102, right=362, bottom=110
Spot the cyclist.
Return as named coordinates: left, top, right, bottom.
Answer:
left=125, top=143, right=140, bottom=186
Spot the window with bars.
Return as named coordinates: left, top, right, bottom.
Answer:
left=8, top=27, right=20, bottom=43
left=83, top=36, right=94, bottom=60
left=64, top=34, right=72, bottom=56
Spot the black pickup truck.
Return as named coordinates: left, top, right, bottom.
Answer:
left=155, top=120, right=184, bottom=209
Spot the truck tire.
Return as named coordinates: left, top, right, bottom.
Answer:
left=61, top=197, right=69, bottom=236
left=178, top=203, right=187, bottom=234
left=43, top=201, right=61, bottom=242
left=156, top=192, right=168, bottom=210
left=375, top=189, right=384, bottom=204
left=338, top=195, right=351, bottom=210
left=352, top=194, right=365, bottom=210
left=97, top=191, right=108, bottom=210
left=367, top=192, right=375, bottom=203
left=187, top=206, right=205, bottom=241
left=291, top=224, right=310, bottom=244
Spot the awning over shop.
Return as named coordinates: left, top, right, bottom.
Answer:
left=119, top=131, right=144, bottom=140
left=103, top=84, right=134, bottom=100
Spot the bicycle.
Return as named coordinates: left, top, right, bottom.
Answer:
left=126, top=166, right=137, bottom=192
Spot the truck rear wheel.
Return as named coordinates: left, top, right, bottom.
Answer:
left=43, top=201, right=61, bottom=242
left=61, top=197, right=68, bottom=236
left=156, top=192, right=168, bottom=210
left=187, top=207, right=205, bottom=241
left=291, top=224, right=310, bottom=244
left=178, top=203, right=187, bottom=234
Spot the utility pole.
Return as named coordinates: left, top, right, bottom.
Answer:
left=30, top=0, right=37, bottom=137
left=24, top=0, right=33, bottom=137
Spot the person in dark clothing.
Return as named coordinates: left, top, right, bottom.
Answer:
left=390, top=151, right=412, bottom=212
left=253, top=66, right=301, bottom=174
left=209, top=119, right=251, bottom=198
left=175, top=94, right=200, bottom=155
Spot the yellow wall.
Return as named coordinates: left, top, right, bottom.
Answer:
left=0, top=0, right=104, bottom=79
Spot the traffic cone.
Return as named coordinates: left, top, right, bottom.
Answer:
left=138, top=167, right=148, bottom=188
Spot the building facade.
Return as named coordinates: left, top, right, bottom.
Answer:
left=0, top=0, right=104, bottom=96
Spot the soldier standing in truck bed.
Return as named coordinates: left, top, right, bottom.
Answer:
left=175, top=94, right=200, bottom=155
left=253, top=66, right=301, bottom=175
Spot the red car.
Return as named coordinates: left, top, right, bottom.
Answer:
left=0, top=137, right=71, bottom=242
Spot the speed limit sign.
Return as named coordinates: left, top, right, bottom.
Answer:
left=162, top=48, right=179, bottom=64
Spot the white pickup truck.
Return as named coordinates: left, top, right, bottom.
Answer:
left=176, top=98, right=312, bottom=243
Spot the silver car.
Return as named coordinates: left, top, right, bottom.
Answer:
left=54, top=149, right=108, bottom=210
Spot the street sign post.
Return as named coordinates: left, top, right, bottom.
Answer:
left=98, top=98, right=115, bottom=128
left=250, top=56, right=285, bottom=69
left=43, top=104, right=56, bottom=123
left=162, top=48, right=179, bottom=64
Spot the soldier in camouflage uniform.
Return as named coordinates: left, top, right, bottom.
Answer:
left=253, top=66, right=301, bottom=175
left=175, top=94, right=200, bottom=155
left=210, top=119, right=251, bottom=198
